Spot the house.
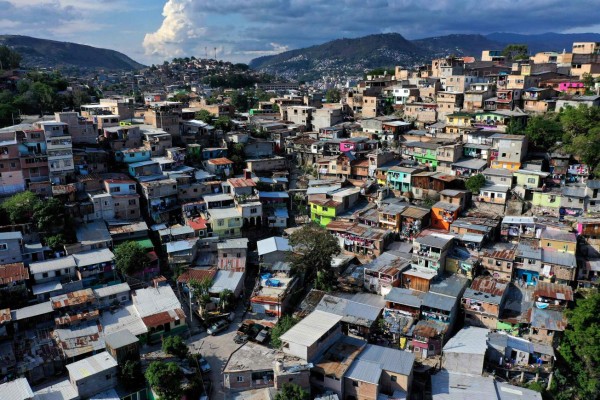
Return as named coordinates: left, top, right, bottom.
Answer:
left=94, top=282, right=131, bottom=309
left=487, top=331, right=555, bottom=374
left=257, top=236, right=291, bottom=266
left=401, top=141, right=441, bottom=170
left=246, top=157, right=287, bottom=174
left=280, top=310, right=343, bottom=362
left=527, top=307, right=568, bottom=347
left=251, top=269, right=297, bottom=317
left=514, top=243, right=543, bottom=286
left=442, top=326, right=490, bottom=376
left=74, top=221, right=113, bottom=251
left=387, top=166, right=425, bottom=193
left=462, top=276, right=509, bottom=329
left=514, top=169, right=549, bottom=189
left=132, top=281, right=187, bottom=343
left=540, top=228, right=577, bottom=254
left=561, top=186, right=587, bottom=216
left=377, top=202, right=407, bottom=233
left=222, top=341, right=308, bottom=392
left=436, top=143, right=464, bottom=174
left=309, top=187, right=361, bottom=227
left=166, top=239, right=198, bottom=268
left=29, top=256, right=78, bottom=284
left=478, top=184, right=510, bottom=205
left=399, top=206, right=430, bottom=240
left=104, top=329, right=140, bottom=365
left=315, top=294, right=383, bottom=340
left=413, top=234, right=454, bottom=275
left=531, top=189, right=562, bottom=216
left=411, top=171, right=463, bottom=201
left=383, top=288, right=424, bottom=344
left=66, top=352, right=118, bottom=399
left=480, top=244, right=517, bottom=282
left=0, top=262, right=29, bottom=299
left=431, top=201, right=460, bottom=231
left=217, top=238, right=249, bottom=271
left=343, top=344, right=414, bottom=400
left=204, top=207, right=243, bottom=238
left=532, top=281, right=574, bottom=311
left=501, top=216, right=538, bottom=240
left=115, top=147, right=152, bottom=164
left=73, top=248, right=116, bottom=285
left=490, top=134, right=528, bottom=170
left=452, top=157, right=487, bottom=178
left=0, top=231, right=24, bottom=264
left=326, top=221, right=393, bottom=257
left=541, top=249, right=577, bottom=284
left=431, top=370, right=542, bottom=400
left=204, top=157, right=234, bottom=178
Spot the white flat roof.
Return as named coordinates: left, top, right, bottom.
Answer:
left=66, top=351, right=117, bottom=382
left=29, top=256, right=76, bottom=274
left=94, top=282, right=130, bottom=298
left=133, top=285, right=182, bottom=318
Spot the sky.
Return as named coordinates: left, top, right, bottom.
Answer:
left=2, top=0, right=600, bottom=65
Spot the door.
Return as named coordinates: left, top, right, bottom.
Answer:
left=422, top=347, right=428, bottom=358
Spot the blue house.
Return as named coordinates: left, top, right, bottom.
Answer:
left=115, top=148, right=152, bottom=163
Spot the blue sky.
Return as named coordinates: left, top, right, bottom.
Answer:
left=2, top=0, right=600, bottom=65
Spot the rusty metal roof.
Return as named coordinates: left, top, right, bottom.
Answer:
left=50, top=289, right=95, bottom=309
left=0, top=262, right=28, bottom=285
left=481, top=244, right=517, bottom=260
left=176, top=268, right=217, bottom=283
left=208, top=157, right=233, bottom=165
left=413, top=319, right=448, bottom=338
left=533, top=281, right=574, bottom=302
left=228, top=178, right=256, bottom=188
left=0, top=308, right=11, bottom=324
left=467, top=276, right=508, bottom=298
left=142, top=308, right=185, bottom=328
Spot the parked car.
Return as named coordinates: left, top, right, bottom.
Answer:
left=198, top=356, right=211, bottom=374
left=207, top=319, right=229, bottom=335
left=255, top=327, right=270, bottom=344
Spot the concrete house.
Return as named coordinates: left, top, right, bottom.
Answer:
left=462, top=276, right=509, bottom=329
left=442, top=326, right=490, bottom=376
left=257, top=236, right=291, bottom=266
left=0, top=231, right=24, bottom=264
left=66, top=352, right=118, bottom=399
left=280, top=310, right=343, bottom=362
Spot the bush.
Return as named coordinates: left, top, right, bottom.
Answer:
left=162, top=335, right=189, bottom=359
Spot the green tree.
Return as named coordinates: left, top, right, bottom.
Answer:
left=325, top=88, right=341, bottom=103
left=270, top=315, right=298, bottom=348
left=0, top=45, right=22, bottom=70
left=169, top=92, right=190, bottom=103
left=566, top=126, right=600, bottom=174
left=162, top=335, right=189, bottom=359
left=556, top=293, right=600, bottom=399
left=189, top=277, right=213, bottom=310
left=229, top=90, right=249, bottom=112
left=219, top=289, right=234, bottom=312
left=465, top=174, right=486, bottom=194
left=145, top=361, right=184, bottom=400
left=114, top=241, right=150, bottom=275
left=287, top=224, right=340, bottom=279
left=33, top=197, right=64, bottom=232
left=524, top=114, right=563, bottom=148
left=502, top=44, right=529, bottom=60
left=195, top=109, right=213, bottom=123
left=559, top=104, right=600, bottom=140
left=0, top=191, right=41, bottom=224
left=45, top=234, right=67, bottom=252
left=119, top=360, right=144, bottom=390
left=274, top=383, right=309, bottom=400
left=214, top=116, right=232, bottom=131
left=581, top=73, right=595, bottom=92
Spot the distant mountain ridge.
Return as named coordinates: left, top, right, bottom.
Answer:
left=0, top=35, right=145, bottom=71
left=249, top=32, right=600, bottom=80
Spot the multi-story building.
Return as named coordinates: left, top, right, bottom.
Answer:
left=490, top=134, right=528, bottom=170
left=36, top=121, right=74, bottom=184
left=55, top=112, right=97, bottom=145
left=139, top=178, right=178, bottom=223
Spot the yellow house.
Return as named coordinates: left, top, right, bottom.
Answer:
left=540, top=228, right=577, bottom=254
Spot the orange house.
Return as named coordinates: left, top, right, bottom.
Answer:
left=431, top=201, right=461, bottom=231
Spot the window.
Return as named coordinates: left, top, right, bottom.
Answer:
left=106, top=374, right=111, bottom=380
left=174, top=319, right=181, bottom=326
left=353, top=381, right=359, bottom=387
left=250, top=208, right=257, bottom=214
left=42, top=272, right=48, bottom=278
left=129, top=199, right=136, bottom=206
left=391, top=375, right=397, bottom=382
left=236, top=376, right=244, bottom=382
left=236, top=253, right=241, bottom=258
left=0, top=243, right=6, bottom=251
left=218, top=220, right=224, bottom=226
left=129, top=153, right=135, bottom=158
left=223, top=253, right=227, bottom=258
left=527, top=178, right=536, bottom=184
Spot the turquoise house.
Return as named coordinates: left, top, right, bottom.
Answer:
left=115, top=148, right=152, bottom=163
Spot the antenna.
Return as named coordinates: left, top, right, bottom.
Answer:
left=214, top=47, right=217, bottom=60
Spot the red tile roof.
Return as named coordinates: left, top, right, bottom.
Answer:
left=208, top=157, right=233, bottom=165
left=187, top=217, right=207, bottom=231
left=228, top=178, right=256, bottom=188
left=177, top=268, right=217, bottom=283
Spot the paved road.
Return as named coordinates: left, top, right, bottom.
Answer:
left=188, top=316, right=245, bottom=400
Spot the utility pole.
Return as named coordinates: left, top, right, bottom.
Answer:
left=214, top=47, right=217, bottom=60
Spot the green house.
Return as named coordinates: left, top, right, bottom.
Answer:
left=532, top=190, right=562, bottom=208
left=514, top=169, right=549, bottom=189
left=402, top=141, right=440, bottom=171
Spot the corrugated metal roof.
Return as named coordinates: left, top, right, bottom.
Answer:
left=133, top=285, right=182, bottom=318
left=423, top=292, right=455, bottom=312
left=533, top=281, right=574, bottom=302
left=73, top=248, right=115, bottom=267
left=541, top=249, right=576, bottom=267
left=315, top=295, right=382, bottom=327
left=345, top=359, right=383, bottom=384
left=210, top=270, right=244, bottom=293
left=279, top=310, right=342, bottom=346
left=94, top=282, right=130, bottom=298
left=416, top=235, right=453, bottom=249
left=0, top=377, right=34, bottom=400
left=540, top=228, right=576, bottom=242
left=443, top=326, right=489, bottom=355
left=530, top=308, right=567, bottom=331
left=104, top=330, right=139, bottom=350
left=29, top=256, right=77, bottom=274
left=11, top=301, right=53, bottom=321
left=384, top=288, right=424, bottom=308
left=257, top=236, right=291, bottom=256
left=0, top=231, right=23, bottom=240
left=430, top=275, right=468, bottom=298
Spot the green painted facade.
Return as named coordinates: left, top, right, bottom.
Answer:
left=387, top=170, right=412, bottom=192
left=532, top=191, right=561, bottom=208
left=310, top=203, right=337, bottom=227
left=411, top=150, right=438, bottom=170
left=514, top=171, right=542, bottom=188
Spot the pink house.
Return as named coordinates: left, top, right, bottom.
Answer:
left=558, top=81, right=584, bottom=92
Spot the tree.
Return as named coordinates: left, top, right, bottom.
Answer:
left=33, top=197, right=65, bottom=232
left=119, top=360, right=144, bottom=390
left=270, top=315, right=298, bottom=348
left=555, top=293, right=600, bottom=399
left=45, top=234, right=66, bottom=252
left=274, top=383, right=309, bottom=400
left=0, top=45, right=22, bottom=70
left=195, top=109, right=213, bottom=123
left=219, top=289, right=234, bottom=312
left=502, top=44, right=529, bottom=60
left=582, top=72, right=595, bottom=92
left=287, top=224, right=341, bottom=284
left=229, top=90, right=249, bottom=112
left=114, top=241, right=150, bottom=275
left=169, top=92, right=190, bottom=103
left=162, top=335, right=189, bottom=359
left=145, top=361, right=184, bottom=400
left=189, top=277, right=213, bottom=310
left=1, top=191, right=41, bottom=224
left=524, top=114, right=563, bottom=148
left=214, top=116, right=232, bottom=131
left=325, top=88, right=341, bottom=103
left=465, top=174, right=486, bottom=194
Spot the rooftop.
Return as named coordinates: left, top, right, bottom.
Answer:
left=384, top=288, right=424, bottom=308
left=279, top=310, right=343, bottom=347
left=315, top=294, right=382, bottom=328
left=464, top=277, right=507, bottom=304
left=0, top=262, right=28, bottom=285
left=133, top=285, right=182, bottom=318
left=257, top=236, right=291, bottom=256
left=224, top=341, right=304, bottom=373
left=66, top=351, right=117, bottom=381
left=104, top=329, right=139, bottom=349
left=443, top=326, right=489, bottom=355
left=346, top=343, right=414, bottom=382
left=533, top=281, right=574, bottom=302
left=530, top=307, right=567, bottom=331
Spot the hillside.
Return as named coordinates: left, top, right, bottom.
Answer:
left=250, top=32, right=600, bottom=80
left=0, top=35, right=145, bottom=71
